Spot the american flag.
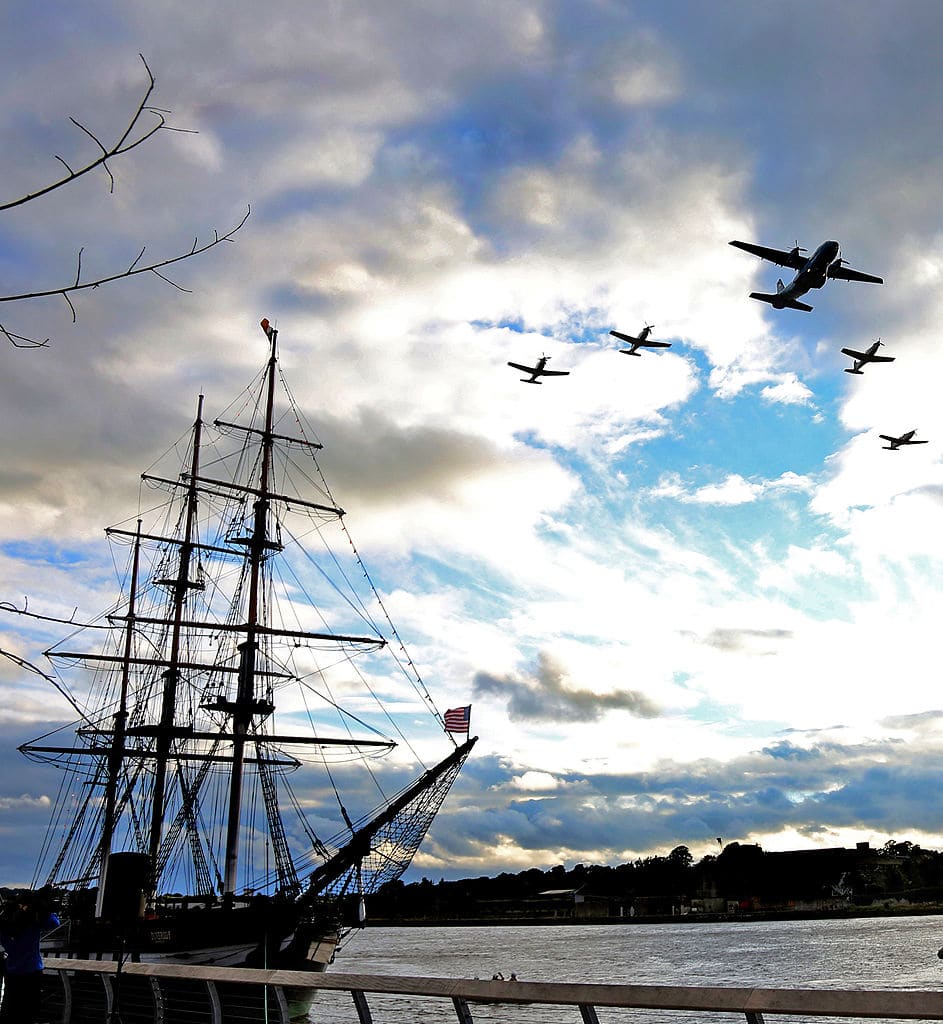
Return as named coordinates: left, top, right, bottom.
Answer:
left=444, top=705, right=471, bottom=733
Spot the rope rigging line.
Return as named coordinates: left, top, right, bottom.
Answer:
left=271, top=373, right=452, bottom=741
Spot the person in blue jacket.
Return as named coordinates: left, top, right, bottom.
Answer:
left=0, top=890, right=60, bottom=1024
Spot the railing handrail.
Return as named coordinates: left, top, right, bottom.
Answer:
left=43, top=958, right=943, bottom=1019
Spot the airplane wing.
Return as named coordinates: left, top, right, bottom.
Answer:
left=507, top=362, right=534, bottom=373
left=539, top=369, right=570, bottom=376
left=828, top=265, right=883, bottom=284
left=610, top=330, right=670, bottom=349
left=840, top=347, right=894, bottom=363
left=729, top=240, right=807, bottom=270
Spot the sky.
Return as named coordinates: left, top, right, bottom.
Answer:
left=3, top=0, right=943, bottom=888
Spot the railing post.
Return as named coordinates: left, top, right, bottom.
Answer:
left=351, top=988, right=373, bottom=1023
left=101, top=971, right=114, bottom=1022
left=58, top=967, right=72, bottom=1024
left=746, top=1013, right=765, bottom=1024
left=452, top=995, right=475, bottom=1023
left=271, top=985, right=290, bottom=1024
left=149, top=977, right=164, bottom=1024
left=579, top=1005, right=600, bottom=1024
left=205, top=979, right=222, bottom=1024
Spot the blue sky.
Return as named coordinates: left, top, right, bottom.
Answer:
left=4, top=1, right=943, bottom=888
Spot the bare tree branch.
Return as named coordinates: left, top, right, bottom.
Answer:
left=0, top=205, right=250, bottom=308
left=0, top=54, right=173, bottom=212
left=0, top=323, right=49, bottom=348
left=1, top=56, right=249, bottom=348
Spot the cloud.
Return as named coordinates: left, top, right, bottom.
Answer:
left=760, top=375, right=814, bottom=406
left=472, top=651, right=661, bottom=724
left=649, top=471, right=814, bottom=507
left=697, top=628, right=793, bottom=654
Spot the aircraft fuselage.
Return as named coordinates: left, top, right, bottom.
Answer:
left=775, top=240, right=840, bottom=305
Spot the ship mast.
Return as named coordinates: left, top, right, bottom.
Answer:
left=222, top=325, right=278, bottom=895
left=147, top=395, right=206, bottom=878
left=18, top=319, right=416, bottom=899
left=99, top=520, right=143, bottom=869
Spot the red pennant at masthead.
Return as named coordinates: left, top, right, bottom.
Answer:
left=260, top=318, right=276, bottom=341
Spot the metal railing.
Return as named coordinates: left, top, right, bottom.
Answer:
left=39, top=958, right=943, bottom=1024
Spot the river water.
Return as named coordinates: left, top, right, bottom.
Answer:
left=305, top=916, right=943, bottom=1022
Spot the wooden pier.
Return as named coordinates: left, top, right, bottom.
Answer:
left=37, top=957, right=943, bottom=1023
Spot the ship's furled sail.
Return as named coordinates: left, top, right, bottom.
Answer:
left=9, top=320, right=474, bottom=970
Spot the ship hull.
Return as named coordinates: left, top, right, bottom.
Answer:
left=44, top=915, right=339, bottom=1021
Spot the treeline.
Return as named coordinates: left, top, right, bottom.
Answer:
left=368, top=840, right=943, bottom=922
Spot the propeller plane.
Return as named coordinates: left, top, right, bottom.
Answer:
left=842, top=339, right=895, bottom=375
left=880, top=430, right=928, bottom=450
left=729, top=239, right=883, bottom=311
left=507, top=354, right=570, bottom=384
left=609, top=325, right=671, bottom=356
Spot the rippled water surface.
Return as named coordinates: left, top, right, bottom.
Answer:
left=307, top=916, right=943, bottom=1022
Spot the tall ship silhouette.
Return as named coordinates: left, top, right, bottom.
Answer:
left=8, top=319, right=475, bottom=982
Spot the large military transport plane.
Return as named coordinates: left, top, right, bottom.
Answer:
left=842, top=339, right=895, bottom=375
left=507, top=355, right=570, bottom=384
left=880, top=430, right=928, bottom=450
left=609, top=325, right=672, bottom=356
left=729, top=239, right=883, bottom=311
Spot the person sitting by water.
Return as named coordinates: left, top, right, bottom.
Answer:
left=0, top=889, right=60, bottom=1024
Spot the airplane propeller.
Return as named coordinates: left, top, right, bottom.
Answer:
left=789, top=240, right=807, bottom=259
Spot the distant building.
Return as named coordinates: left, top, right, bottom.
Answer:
left=529, top=887, right=610, bottom=919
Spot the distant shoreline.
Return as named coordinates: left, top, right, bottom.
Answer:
left=367, top=906, right=943, bottom=928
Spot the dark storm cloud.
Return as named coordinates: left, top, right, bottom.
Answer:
left=418, top=735, right=943, bottom=878
left=472, top=651, right=660, bottom=724
left=314, top=408, right=510, bottom=507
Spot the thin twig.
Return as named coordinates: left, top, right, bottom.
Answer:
left=0, top=322, right=49, bottom=348
left=0, top=54, right=167, bottom=212
left=0, top=205, right=250, bottom=305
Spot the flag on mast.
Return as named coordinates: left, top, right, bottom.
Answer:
left=260, top=317, right=276, bottom=341
left=444, top=705, right=471, bottom=733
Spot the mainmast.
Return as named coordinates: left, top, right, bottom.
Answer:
left=222, top=322, right=278, bottom=895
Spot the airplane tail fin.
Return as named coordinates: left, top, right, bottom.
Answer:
left=776, top=278, right=785, bottom=293
left=749, top=292, right=814, bottom=312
